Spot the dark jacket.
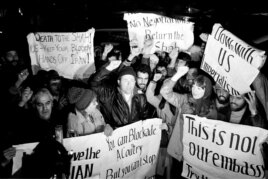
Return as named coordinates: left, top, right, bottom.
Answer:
left=223, top=105, right=267, bottom=129
left=89, top=64, right=149, bottom=128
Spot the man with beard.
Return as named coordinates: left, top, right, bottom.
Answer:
left=214, top=84, right=231, bottom=122
left=135, top=64, right=151, bottom=94
left=228, top=92, right=267, bottom=128
left=135, top=64, right=157, bottom=118
left=214, top=85, right=267, bottom=128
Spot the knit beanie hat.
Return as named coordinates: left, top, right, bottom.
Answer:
left=67, top=87, right=96, bottom=111
left=118, top=66, right=136, bottom=79
left=47, top=70, right=61, bottom=81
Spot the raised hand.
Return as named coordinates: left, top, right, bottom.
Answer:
left=243, top=91, right=257, bottom=116
left=153, top=73, right=163, bottom=82
left=130, top=39, right=142, bottom=56
left=176, top=66, right=189, bottom=76
left=106, top=60, right=122, bottom=71
left=22, top=87, right=33, bottom=102
left=169, top=48, right=179, bottom=61
left=171, top=66, right=189, bottom=81
left=199, top=33, right=209, bottom=42
left=142, top=38, right=154, bottom=55
left=102, top=44, right=114, bottom=60
left=16, top=69, right=29, bottom=88
left=18, top=69, right=29, bottom=82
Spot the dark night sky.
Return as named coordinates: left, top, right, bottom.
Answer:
left=1, top=0, right=268, bottom=52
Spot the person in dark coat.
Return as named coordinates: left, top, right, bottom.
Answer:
left=89, top=60, right=149, bottom=135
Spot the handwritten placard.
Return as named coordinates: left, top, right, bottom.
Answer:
left=201, top=24, right=261, bottom=95
left=123, top=13, right=194, bottom=53
left=12, top=118, right=162, bottom=179
left=181, top=114, right=268, bottom=179
left=27, top=29, right=95, bottom=80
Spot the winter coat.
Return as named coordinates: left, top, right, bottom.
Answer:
left=146, top=81, right=178, bottom=137
left=67, top=108, right=105, bottom=136
left=160, top=78, right=217, bottom=161
left=90, top=66, right=149, bottom=128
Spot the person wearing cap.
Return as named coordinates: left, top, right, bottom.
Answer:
left=46, top=70, right=70, bottom=112
left=89, top=60, right=149, bottom=135
left=66, top=87, right=106, bottom=136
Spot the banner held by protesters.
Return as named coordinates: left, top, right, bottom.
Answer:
left=12, top=118, right=162, bottom=179
left=27, top=29, right=95, bottom=80
left=200, top=24, right=264, bottom=95
left=123, top=13, right=194, bottom=54
left=181, top=114, right=268, bottom=179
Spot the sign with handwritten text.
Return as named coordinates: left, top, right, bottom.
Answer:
left=12, top=118, right=162, bottom=179
left=27, top=29, right=95, bottom=80
left=201, top=24, right=261, bottom=95
left=123, top=13, right=194, bottom=54
left=182, top=114, right=268, bottom=179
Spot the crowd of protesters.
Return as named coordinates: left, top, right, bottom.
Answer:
left=0, top=31, right=268, bottom=179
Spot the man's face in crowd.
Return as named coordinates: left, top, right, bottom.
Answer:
left=156, top=66, right=167, bottom=79
left=186, top=68, right=198, bottom=86
left=5, top=50, right=19, bottom=66
left=192, top=83, right=205, bottom=99
left=49, top=79, right=62, bottom=96
left=36, top=93, right=53, bottom=120
left=215, top=87, right=230, bottom=104
left=175, top=59, right=187, bottom=71
left=136, top=72, right=149, bottom=90
left=118, top=75, right=136, bottom=95
left=230, top=95, right=246, bottom=111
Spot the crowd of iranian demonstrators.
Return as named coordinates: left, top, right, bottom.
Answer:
left=0, top=28, right=268, bottom=179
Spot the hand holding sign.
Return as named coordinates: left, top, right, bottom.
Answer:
left=199, top=33, right=209, bottom=42
left=1, top=147, right=16, bottom=167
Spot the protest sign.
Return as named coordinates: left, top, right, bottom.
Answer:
left=181, top=114, right=268, bottom=179
left=27, top=29, right=95, bottom=80
left=12, top=142, right=39, bottom=176
left=12, top=118, right=162, bottom=179
left=212, top=24, right=266, bottom=69
left=201, top=24, right=262, bottom=95
left=123, top=13, right=194, bottom=54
